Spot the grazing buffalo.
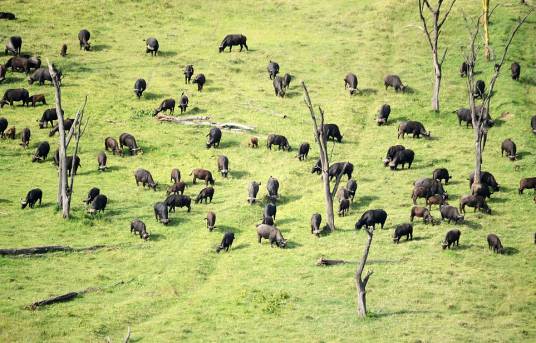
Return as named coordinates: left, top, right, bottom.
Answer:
left=28, top=67, right=61, bottom=86
left=153, top=98, right=176, bottom=116
left=60, top=44, right=67, bottom=57
left=338, top=198, right=350, bottom=216
left=433, top=168, right=451, bottom=184
left=501, top=138, right=517, bottom=161
left=179, top=93, right=188, bottom=114
left=264, top=202, right=277, bottom=222
left=487, top=234, right=504, bottom=254
left=267, top=176, right=279, bottom=199
left=383, top=145, right=405, bottom=166
left=0, top=117, right=6, bottom=137
left=336, top=188, right=350, bottom=202
left=165, top=194, right=191, bottom=212
left=311, top=213, right=322, bottom=236
left=474, top=80, right=485, bottom=99
left=328, top=162, right=353, bottom=181
left=0, top=12, right=16, bottom=20
left=414, top=178, right=447, bottom=198
left=267, top=134, right=291, bottom=151
left=248, top=181, right=261, bottom=204
left=195, top=187, right=215, bottom=204
left=78, top=29, right=91, bottom=50
left=146, top=37, right=159, bottom=55
left=384, top=74, right=406, bottom=92
left=134, top=168, right=157, bottom=191
left=347, top=179, right=357, bottom=201
left=393, top=224, right=413, bottom=244
left=0, top=64, right=5, bottom=82
left=154, top=202, right=170, bottom=225
left=532, top=115, right=536, bottom=134
left=191, top=168, right=215, bottom=185
left=216, top=232, right=235, bottom=253
left=410, top=206, right=434, bottom=224
left=206, top=211, right=216, bottom=231
left=355, top=209, right=388, bottom=230
left=398, top=121, right=430, bottom=139
left=249, top=136, right=258, bottom=148
left=88, top=195, right=107, bottom=214
left=297, top=142, right=310, bottom=160
left=389, top=149, right=414, bottom=170
left=39, top=108, right=60, bottom=128
left=442, top=229, right=461, bottom=249
left=454, top=106, right=491, bottom=128
left=219, top=34, right=248, bottom=53
left=28, top=94, right=46, bottom=107
left=426, top=194, right=448, bottom=209
left=170, top=168, right=181, bottom=183
left=323, top=123, right=343, bottom=142
left=20, top=127, right=30, bottom=148
left=119, top=133, right=143, bottom=155
left=273, top=76, right=285, bottom=97
left=460, top=61, right=471, bottom=77
left=104, top=137, right=123, bottom=156
left=32, top=141, right=50, bottom=162
left=49, top=119, right=74, bottom=136
left=134, top=79, right=146, bottom=99
left=469, top=171, right=499, bottom=192
left=184, top=65, right=194, bottom=83
left=5, top=36, right=22, bottom=55
left=206, top=127, right=222, bottom=149
left=64, top=155, right=81, bottom=176
left=267, top=61, right=279, bottom=80
left=344, top=73, right=358, bottom=95
left=511, top=62, right=520, bottom=81
left=377, top=104, right=391, bottom=125
left=256, top=224, right=287, bottom=248
left=97, top=151, right=107, bottom=171
left=282, top=73, right=292, bottom=90
left=1, top=88, right=30, bottom=107
left=217, top=155, right=229, bottom=177
left=167, top=181, right=187, bottom=195
left=131, top=219, right=150, bottom=240
left=193, top=73, right=206, bottom=91
left=460, top=195, right=491, bottom=214
left=440, top=204, right=464, bottom=223
left=3, top=126, right=15, bottom=139
left=5, top=56, right=40, bottom=73
left=519, top=177, right=536, bottom=194
left=84, top=187, right=100, bottom=205
left=21, top=188, right=42, bottom=209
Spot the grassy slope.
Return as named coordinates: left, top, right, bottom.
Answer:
left=0, top=0, right=535, bottom=341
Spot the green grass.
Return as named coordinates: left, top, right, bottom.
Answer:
left=1, top=0, right=535, bottom=341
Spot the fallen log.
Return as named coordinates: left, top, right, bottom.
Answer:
left=0, top=244, right=107, bottom=256
left=316, top=257, right=354, bottom=266
left=155, top=114, right=255, bottom=132
left=27, top=280, right=125, bottom=310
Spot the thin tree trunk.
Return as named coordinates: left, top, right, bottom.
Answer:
left=432, top=55, right=441, bottom=112
left=355, top=228, right=374, bottom=317
left=482, top=0, right=491, bottom=60
left=302, top=82, right=335, bottom=231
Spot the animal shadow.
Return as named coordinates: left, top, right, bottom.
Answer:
left=230, top=170, right=249, bottom=179
left=229, top=243, right=249, bottom=251
left=156, top=50, right=177, bottom=57
left=501, top=247, right=519, bottom=256
left=520, top=76, right=536, bottom=86
left=462, top=220, right=482, bottom=230
left=359, top=88, right=378, bottom=96
left=516, top=151, right=531, bottom=159
left=448, top=243, right=473, bottom=251
left=103, top=165, right=125, bottom=172
left=358, top=195, right=378, bottom=207
left=91, top=44, right=112, bottom=52
left=284, top=241, right=302, bottom=249
left=141, top=92, right=160, bottom=100
left=187, top=107, right=207, bottom=115
left=215, top=224, right=241, bottom=234
left=147, top=233, right=166, bottom=241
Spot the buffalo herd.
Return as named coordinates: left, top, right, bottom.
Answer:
left=1, top=23, right=534, bottom=258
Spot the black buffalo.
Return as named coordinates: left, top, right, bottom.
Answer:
left=1, top=88, right=29, bottom=107
left=323, top=123, right=343, bottom=142
left=88, top=195, right=107, bottom=214
left=389, top=149, right=414, bottom=170
left=104, top=137, right=123, bottom=156
left=355, top=209, right=388, bottom=230
left=311, top=213, right=322, bottom=236
left=264, top=202, right=277, bottom=222
left=267, top=176, right=279, bottom=199
left=165, top=194, right=191, bottom=212
left=344, top=73, right=358, bottom=95
left=393, top=224, right=413, bottom=243
left=248, top=181, right=261, bottom=204
left=134, top=168, right=157, bottom=191
left=439, top=204, right=464, bottom=223
left=84, top=187, right=100, bottom=205
left=328, top=162, right=353, bottom=181
left=282, top=73, right=292, bottom=90
left=146, top=37, right=159, bottom=55
left=460, top=195, right=491, bottom=214
left=347, top=179, right=357, bottom=201
left=273, top=76, right=285, bottom=97
left=193, top=74, right=206, bottom=91
left=442, top=229, right=461, bottom=249
left=511, top=62, right=520, bottom=81
left=153, top=98, right=176, bottom=116
left=377, top=104, right=391, bottom=125
left=78, top=29, right=91, bottom=50
left=28, top=67, right=62, bottom=86
left=487, top=234, right=504, bottom=254
left=0, top=12, right=16, bottom=20
left=119, top=133, right=143, bottom=155
left=267, top=61, right=279, bottom=80
left=474, top=80, right=485, bottom=99
left=5, top=56, right=41, bottom=73
left=20, top=127, right=30, bottom=148
left=134, top=79, right=146, bottom=99
left=384, top=74, right=406, bottom=92
left=297, top=142, right=310, bottom=160
left=398, top=121, right=430, bottom=139
left=433, top=168, right=451, bottom=184
left=195, top=187, right=215, bottom=204
left=5, top=36, right=22, bottom=55
left=501, top=138, right=517, bottom=161
left=267, top=134, right=290, bottom=151
left=469, top=171, right=499, bottom=192
left=383, top=145, right=405, bottom=166
left=191, top=168, right=215, bottom=185
left=0, top=117, right=6, bottom=137
left=28, top=94, right=46, bottom=107
left=154, top=202, right=170, bottom=225
left=206, top=127, right=222, bottom=148
left=97, top=151, right=107, bottom=171
left=131, top=219, right=150, bottom=240
left=217, top=155, right=229, bottom=177
left=179, top=93, right=188, bottom=114
left=216, top=232, right=235, bottom=253
left=519, top=177, right=536, bottom=194
left=21, top=188, right=42, bottom=209
left=184, top=65, right=194, bottom=83
left=219, top=34, right=248, bottom=53
left=256, top=224, right=287, bottom=248
left=206, top=211, right=216, bottom=231
left=49, top=118, right=74, bottom=137
left=32, top=141, right=50, bottom=162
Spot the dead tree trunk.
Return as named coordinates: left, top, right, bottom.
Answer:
left=482, top=0, right=491, bottom=60
left=48, top=62, right=88, bottom=218
left=418, top=0, right=456, bottom=113
left=463, top=10, right=532, bottom=193
left=302, top=82, right=335, bottom=231
left=355, top=227, right=374, bottom=317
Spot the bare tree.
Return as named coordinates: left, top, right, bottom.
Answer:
left=463, top=10, right=532, bottom=192
left=48, top=62, right=89, bottom=218
left=418, top=0, right=457, bottom=112
left=355, top=227, right=374, bottom=317
left=482, top=0, right=491, bottom=60
left=302, top=82, right=335, bottom=231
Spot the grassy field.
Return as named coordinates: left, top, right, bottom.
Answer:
left=1, top=0, right=535, bottom=341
